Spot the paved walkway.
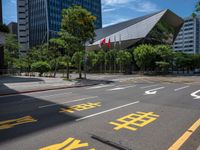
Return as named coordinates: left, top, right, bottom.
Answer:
left=0, top=76, right=111, bottom=95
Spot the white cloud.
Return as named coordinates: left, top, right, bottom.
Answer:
left=130, top=1, right=158, bottom=13
left=103, top=8, right=117, bottom=13
left=102, top=0, right=158, bottom=13
left=102, top=0, right=134, bottom=6
left=102, top=0, right=159, bottom=27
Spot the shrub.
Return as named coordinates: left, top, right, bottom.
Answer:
left=31, top=61, right=50, bottom=76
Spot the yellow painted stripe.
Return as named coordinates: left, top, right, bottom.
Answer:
left=168, top=118, right=200, bottom=150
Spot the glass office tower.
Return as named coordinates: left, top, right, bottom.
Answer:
left=18, top=0, right=102, bottom=53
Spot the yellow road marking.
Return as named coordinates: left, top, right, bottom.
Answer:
left=109, top=112, right=159, bottom=131
left=39, top=137, right=95, bottom=150
left=0, top=116, right=37, bottom=130
left=60, top=102, right=101, bottom=113
left=168, top=118, right=200, bottom=150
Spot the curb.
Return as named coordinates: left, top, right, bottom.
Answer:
left=0, top=83, right=99, bottom=97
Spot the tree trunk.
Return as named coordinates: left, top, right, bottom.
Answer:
left=104, top=62, right=106, bottom=73
left=79, top=61, right=82, bottom=79
left=54, top=60, right=58, bottom=78
left=100, top=62, right=103, bottom=73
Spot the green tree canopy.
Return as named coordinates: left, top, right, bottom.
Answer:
left=61, top=5, right=96, bottom=46
left=133, top=44, right=157, bottom=71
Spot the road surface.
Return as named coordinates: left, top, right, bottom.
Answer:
left=0, top=79, right=200, bottom=150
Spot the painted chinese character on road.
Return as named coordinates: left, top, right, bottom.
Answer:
left=0, top=116, right=37, bottom=130
left=60, top=102, right=101, bottom=113
left=109, top=112, right=159, bottom=131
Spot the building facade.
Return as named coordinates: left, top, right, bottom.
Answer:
left=17, top=0, right=102, bottom=53
left=173, top=16, right=200, bottom=54
left=0, top=0, right=3, bottom=73
left=87, top=10, right=183, bottom=51
left=8, top=22, right=18, bottom=37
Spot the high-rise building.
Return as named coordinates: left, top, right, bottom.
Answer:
left=173, top=16, right=200, bottom=54
left=0, top=0, right=2, bottom=24
left=0, top=0, right=3, bottom=73
left=17, top=0, right=102, bottom=53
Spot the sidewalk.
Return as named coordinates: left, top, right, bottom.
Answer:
left=0, top=76, right=112, bottom=96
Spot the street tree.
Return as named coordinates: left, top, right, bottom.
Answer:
left=61, top=5, right=96, bottom=78
left=4, top=34, right=19, bottom=68
left=116, top=50, right=132, bottom=73
left=72, top=51, right=84, bottom=79
left=133, top=44, right=157, bottom=72
left=97, top=49, right=106, bottom=73
left=86, top=51, right=97, bottom=72
left=31, top=61, right=51, bottom=77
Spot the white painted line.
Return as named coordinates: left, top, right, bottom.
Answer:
left=197, top=145, right=200, bottom=150
left=191, top=90, right=200, bottom=99
left=140, top=84, right=159, bottom=89
left=107, top=85, right=136, bottom=91
left=22, top=92, right=72, bottom=101
left=76, top=101, right=140, bottom=121
left=174, top=86, right=190, bottom=92
left=145, top=87, right=165, bottom=95
left=86, top=84, right=115, bottom=90
left=38, top=96, right=98, bottom=109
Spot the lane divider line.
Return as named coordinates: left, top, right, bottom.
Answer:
left=38, top=96, right=98, bottom=109
left=76, top=101, right=140, bottom=121
left=107, top=85, right=136, bottom=91
left=140, top=84, right=159, bottom=89
left=174, top=86, right=190, bottom=92
left=168, top=118, right=200, bottom=150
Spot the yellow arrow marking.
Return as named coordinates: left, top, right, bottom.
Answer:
left=39, top=137, right=94, bottom=150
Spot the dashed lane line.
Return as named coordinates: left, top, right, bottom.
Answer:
left=38, top=96, right=98, bottom=109
left=107, top=85, right=136, bottom=91
left=76, top=101, right=140, bottom=121
left=174, top=86, right=190, bottom=92
left=140, top=84, right=159, bottom=89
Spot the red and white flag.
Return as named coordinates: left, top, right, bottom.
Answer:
left=99, top=38, right=106, bottom=47
left=107, top=38, right=111, bottom=49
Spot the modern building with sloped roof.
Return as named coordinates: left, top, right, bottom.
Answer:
left=87, top=9, right=184, bottom=50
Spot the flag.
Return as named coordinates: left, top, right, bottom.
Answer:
left=100, top=38, right=106, bottom=47
left=107, top=38, right=111, bottom=49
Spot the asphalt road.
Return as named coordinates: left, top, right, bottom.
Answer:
left=0, top=79, right=200, bottom=150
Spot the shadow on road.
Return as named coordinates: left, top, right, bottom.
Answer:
left=0, top=76, right=80, bottom=143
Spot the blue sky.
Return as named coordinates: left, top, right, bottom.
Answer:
left=2, top=0, right=197, bottom=27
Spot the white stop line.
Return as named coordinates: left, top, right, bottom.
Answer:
left=191, top=90, right=200, bottom=99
